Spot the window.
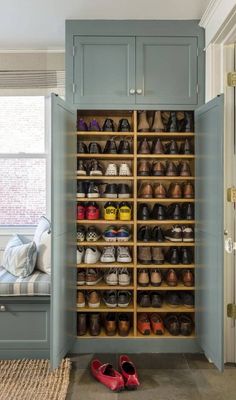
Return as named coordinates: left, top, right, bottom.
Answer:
left=0, top=96, right=47, bottom=226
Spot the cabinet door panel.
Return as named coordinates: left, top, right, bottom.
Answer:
left=136, top=37, right=198, bottom=105
left=74, top=36, right=135, bottom=105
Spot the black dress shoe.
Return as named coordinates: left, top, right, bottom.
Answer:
left=117, top=184, right=131, bottom=198
left=151, top=204, right=167, bottom=220
left=165, top=140, right=179, bottom=155
left=77, top=181, right=86, bottom=197
left=102, top=118, right=115, bottom=132
left=167, top=112, right=178, bottom=132
left=181, top=203, right=194, bottom=220
left=181, top=248, right=193, bottom=264
left=137, top=204, right=151, bottom=220
left=151, top=292, right=163, bottom=308
left=118, top=118, right=131, bottom=132
left=103, top=139, right=117, bottom=154
left=77, top=142, right=88, bottom=153
left=184, top=112, right=194, bottom=132
left=104, top=183, right=118, bottom=198
left=138, top=292, right=151, bottom=307
left=152, top=226, right=165, bottom=242
left=167, top=203, right=182, bottom=220
left=88, top=142, right=102, bottom=154
left=166, top=292, right=181, bottom=307
left=138, top=226, right=151, bottom=242
left=167, top=247, right=180, bottom=264
left=180, top=138, right=193, bottom=155
left=117, top=139, right=131, bottom=154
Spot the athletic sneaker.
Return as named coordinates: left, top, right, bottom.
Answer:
left=105, top=163, right=118, bottom=176
left=118, top=268, right=131, bottom=286
left=89, top=160, right=104, bottom=176
left=85, top=269, right=102, bottom=285
left=86, top=202, right=100, bottom=220
left=103, top=291, right=117, bottom=308
left=119, top=163, right=132, bottom=176
left=77, top=247, right=85, bottom=264
left=77, top=270, right=86, bottom=285
left=103, top=184, right=118, bottom=198
left=77, top=160, right=87, bottom=176
left=77, top=226, right=86, bottom=242
left=77, top=181, right=86, bottom=198
left=103, top=226, right=117, bottom=242
left=118, top=291, right=132, bottom=307
left=84, top=247, right=101, bottom=264
left=117, top=247, right=132, bottom=263
left=165, top=226, right=182, bottom=242
left=116, top=226, right=131, bottom=242
left=86, top=226, right=101, bottom=242
left=117, top=184, right=131, bottom=198
left=87, top=182, right=100, bottom=198
left=100, top=246, right=116, bottom=263
left=105, top=268, right=118, bottom=285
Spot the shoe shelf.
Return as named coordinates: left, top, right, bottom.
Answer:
left=77, top=263, right=135, bottom=269
left=76, top=197, right=134, bottom=202
left=137, top=220, right=195, bottom=224
left=77, top=328, right=135, bottom=339
left=77, top=241, right=134, bottom=246
left=77, top=154, right=134, bottom=159
left=136, top=198, right=195, bottom=203
left=137, top=283, right=195, bottom=291
left=76, top=303, right=134, bottom=312
left=77, top=176, right=134, bottom=180
left=77, top=131, right=135, bottom=136
left=76, top=219, right=134, bottom=225
left=136, top=331, right=196, bottom=339
left=136, top=264, right=195, bottom=269
left=137, top=154, right=195, bottom=159
left=77, top=283, right=134, bottom=290
left=136, top=242, right=195, bottom=247
left=136, top=305, right=195, bottom=313
left=137, top=176, right=195, bottom=180
left=137, top=132, right=194, bottom=137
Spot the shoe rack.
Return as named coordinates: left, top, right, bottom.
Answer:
left=76, top=110, right=195, bottom=339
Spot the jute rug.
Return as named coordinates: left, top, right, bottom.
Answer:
left=0, top=358, right=71, bottom=400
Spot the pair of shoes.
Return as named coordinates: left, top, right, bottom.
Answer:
left=138, top=269, right=162, bottom=287
left=137, top=203, right=194, bottom=221
left=164, top=314, right=194, bottom=336
left=167, top=247, right=193, bottom=264
left=138, top=246, right=193, bottom=265
left=77, top=290, right=101, bottom=308
left=138, top=137, right=193, bottom=154
left=103, top=290, right=132, bottom=308
left=138, top=292, right=163, bottom=308
left=104, top=183, right=131, bottom=198
left=77, top=141, right=102, bottom=154
left=138, top=313, right=164, bottom=335
left=137, top=160, right=191, bottom=176
left=166, top=291, right=194, bottom=308
left=77, top=268, right=102, bottom=284
left=77, top=119, right=101, bottom=131
left=138, top=110, right=165, bottom=132
left=138, top=182, right=194, bottom=199
left=77, top=118, right=131, bottom=132
left=166, top=268, right=194, bottom=287
left=77, top=181, right=100, bottom=198
left=77, top=313, right=101, bottom=336
left=138, top=226, right=165, bottom=242
left=77, top=226, right=101, bottom=242
left=138, top=111, right=193, bottom=132
left=77, top=159, right=104, bottom=176
left=138, top=247, right=165, bottom=264
left=104, top=313, right=131, bottom=336
left=103, top=139, right=131, bottom=154
left=100, top=246, right=132, bottom=263
left=105, top=268, right=131, bottom=286
left=105, top=163, right=132, bottom=176
left=77, top=202, right=100, bottom=220
left=166, top=203, right=194, bottom=220
left=77, top=247, right=101, bottom=264
left=165, top=225, right=194, bottom=242
left=91, top=355, right=140, bottom=392
left=104, top=201, right=132, bottom=221
left=103, top=225, right=131, bottom=242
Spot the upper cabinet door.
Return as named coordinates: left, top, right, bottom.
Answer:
left=73, top=36, right=135, bottom=105
left=136, top=37, right=198, bottom=105
left=195, top=95, right=224, bottom=371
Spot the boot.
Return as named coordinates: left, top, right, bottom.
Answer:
left=138, top=111, right=150, bottom=132
left=151, top=111, right=165, bottom=132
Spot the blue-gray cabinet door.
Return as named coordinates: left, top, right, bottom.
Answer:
left=49, top=94, right=77, bottom=369
left=136, top=37, right=198, bottom=105
left=73, top=36, right=135, bottom=105
left=195, top=95, right=224, bottom=371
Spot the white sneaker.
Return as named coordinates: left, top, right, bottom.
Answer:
left=84, top=247, right=101, bottom=264
left=105, top=163, right=118, bottom=176
left=119, top=163, right=132, bottom=176
left=118, top=268, right=131, bottom=286
left=100, top=246, right=116, bottom=263
left=117, top=247, right=132, bottom=263
left=77, top=247, right=85, bottom=264
left=105, top=268, right=118, bottom=285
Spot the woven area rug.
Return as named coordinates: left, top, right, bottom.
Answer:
left=0, top=358, right=71, bottom=400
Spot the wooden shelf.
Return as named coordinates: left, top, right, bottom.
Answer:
left=77, top=220, right=134, bottom=224
left=136, top=331, right=196, bottom=339
left=77, top=131, right=135, bottom=136
left=137, top=304, right=195, bottom=312
left=77, top=263, right=134, bottom=269
left=137, top=154, right=195, bottom=159
left=76, top=303, right=134, bottom=312
left=77, top=176, right=134, bottom=180
left=76, top=328, right=134, bottom=339
left=77, top=281, right=134, bottom=290
left=137, top=220, right=195, bottom=224
left=137, top=198, right=195, bottom=203
left=77, top=197, right=134, bottom=202
left=77, top=240, right=134, bottom=246
left=137, top=283, right=195, bottom=291
left=137, top=176, right=195, bottom=180
left=137, top=242, right=195, bottom=246
left=137, top=132, right=194, bottom=137
left=137, top=264, right=195, bottom=269
left=77, top=154, right=134, bottom=159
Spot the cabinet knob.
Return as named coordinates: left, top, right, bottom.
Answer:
left=136, top=89, right=143, bottom=95
left=0, top=305, right=6, bottom=312
left=129, top=89, right=135, bottom=95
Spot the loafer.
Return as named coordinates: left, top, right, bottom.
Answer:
left=137, top=313, right=151, bottom=335
left=181, top=292, right=194, bottom=308
left=150, top=313, right=164, bottom=335
left=119, top=355, right=140, bottom=390
left=166, top=292, right=182, bottom=307
left=179, top=314, right=194, bottom=336
left=151, top=292, right=163, bottom=308
left=118, top=313, right=131, bottom=336
left=104, top=313, right=117, bottom=336
left=138, top=292, right=151, bottom=307
left=166, top=269, right=178, bottom=287
left=90, top=359, right=124, bottom=392
left=164, top=315, right=180, bottom=336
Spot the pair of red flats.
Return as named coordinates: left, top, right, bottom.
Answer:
left=91, top=355, right=140, bottom=392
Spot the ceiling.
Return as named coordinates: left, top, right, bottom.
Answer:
left=0, top=0, right=211, bottom=50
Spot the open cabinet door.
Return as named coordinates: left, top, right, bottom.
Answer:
left=49, top=94, right=77, bottom=369
left=195, top=95, right=224, bottom=371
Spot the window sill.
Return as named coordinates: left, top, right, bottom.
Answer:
left=0, top=226, right=36, bottom=236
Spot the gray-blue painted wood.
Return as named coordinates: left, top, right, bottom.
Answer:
left=73, top=36, right=135, bottom=105
left=136, top=37, right=198, bottom=105
left=195, top=95, right=224, bottom=371
left=50, top=94, right=77, bottom=369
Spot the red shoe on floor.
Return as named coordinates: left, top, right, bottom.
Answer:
left=90, top=359, right=124, bottom=392
left=119, top=355, right=140, bottom=390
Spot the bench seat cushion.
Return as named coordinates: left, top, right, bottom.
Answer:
left=0, top=266, right=51, bottom=296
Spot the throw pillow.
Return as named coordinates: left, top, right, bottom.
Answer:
left=36, top=230, right=51, bottom=275
left=33, top=216, right=51, bottom=249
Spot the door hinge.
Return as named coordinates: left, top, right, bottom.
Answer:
left=227, top=72, right=236, bottom=87
left=72, top=83, right=76, bottom=94
left=227, top=304, right=236, bottom=319
left=227, top=187, right=236, bottom=202
left=72, top=46, right=75, bottom=57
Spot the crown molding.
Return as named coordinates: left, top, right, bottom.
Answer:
left=200, top=0, right=223, bottom=28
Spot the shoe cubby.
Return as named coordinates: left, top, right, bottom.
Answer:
left=75, top=109, right=195, bottom=339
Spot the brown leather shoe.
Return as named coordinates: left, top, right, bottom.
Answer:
left=168, top=183, right=182, bottom=199
left=151, top=138, right=165, bottom=154
left=151, top=111, right=165, bottom=132
left=77, top=313, right=87, bottom=336
left=138, top=183, right=153, bottom=198
left=166, top=269, right=178, bottom=287
left=152, top=247, right=165, bottom=264
left=182, top=269, right=194, bottom=287
left=77, top=291, right=85, bottom=307
left=183, top=182, right=194, bottom=199
left=89, top=313, right=101, bottom=336
left=138, top=246, right=152, bottom=264
left=138, top=269, right=150, bottom=286
left=138, top=160, right=151, bottom=176
left=166, top=161, right=178, bottom=177
left=154, top=183, right=167, bottom=198
left=118, top=313, right=130, bottom=336
left=150, top=269, right=162, bottom=286
left=138, top=111, right=150, bottom=132
left=179, top=161, right=191, bottom=177
left=152, top=161, right=166, bottom=176
left=105, top=313, right=117, bottom=336
left=88, top=291, right=101, bottom=308
left=138, top=138, right=151, bottom=154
